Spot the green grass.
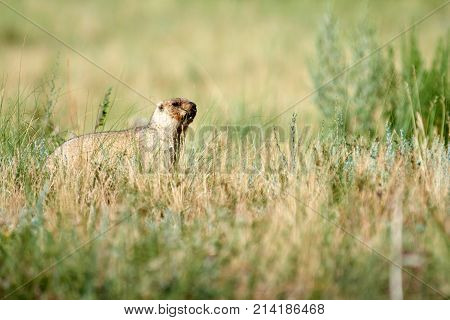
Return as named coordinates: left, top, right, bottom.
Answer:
left=310, top=13, right=449, bottom=141
left=0, top=87, right=448, bottom=299
left=0, top=1, right=449, bottom=299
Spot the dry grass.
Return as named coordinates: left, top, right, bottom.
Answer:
left=0, top=0, right=449, bottom=299
left=0, top=112, right=448, bottom=298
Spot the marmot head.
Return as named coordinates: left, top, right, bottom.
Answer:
left=151, top=98, right=197, bottom=131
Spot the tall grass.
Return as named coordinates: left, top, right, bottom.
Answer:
left=95, top=87, right=113, bottom=131
left=0, top=13, right=449, bottom=299
left=1, top=87, right=449, bottom=299
left=310, top=14, right=449, bottom=144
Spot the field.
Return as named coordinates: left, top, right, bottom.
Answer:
left=0, top=0, right=449, bottom=299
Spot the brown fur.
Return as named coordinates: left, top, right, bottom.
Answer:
left=46, top=98, right=197, bottom=172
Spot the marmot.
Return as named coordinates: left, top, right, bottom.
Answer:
left=46, top=98, right=197, bottom=172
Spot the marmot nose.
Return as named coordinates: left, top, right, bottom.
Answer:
left=188, top=102, right=197, bottom=118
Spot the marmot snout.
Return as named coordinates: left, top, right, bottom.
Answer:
left=153, top=98, right=197, bottom=132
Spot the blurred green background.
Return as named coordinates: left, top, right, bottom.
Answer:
left=0, top=0, right=449, bottom=299
left=0, top=0, right=448, bottom=132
